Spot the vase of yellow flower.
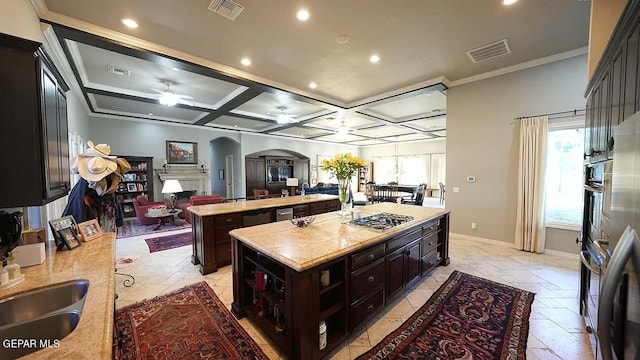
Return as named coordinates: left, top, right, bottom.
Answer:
left=320, top=153, right=365, bottom=215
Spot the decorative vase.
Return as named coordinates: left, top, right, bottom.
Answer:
left=337, top=178, right=351, bottom=216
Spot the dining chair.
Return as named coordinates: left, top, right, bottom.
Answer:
left=365, top=182, right=378, bottom=204
left=439, top=182, right=445, bottom=204
left=402, top=183, right=426, bottom=206
left=253, top=189, right=270, bottom=199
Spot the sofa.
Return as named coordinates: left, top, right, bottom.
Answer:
left=133, top=195, right=167, bottom=226
left=178, top=194, right=224, bottom=223
left=297, top=183, right=339, bottom=196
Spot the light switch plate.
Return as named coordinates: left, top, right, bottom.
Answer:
left=453, top=187, right=460, bottom=193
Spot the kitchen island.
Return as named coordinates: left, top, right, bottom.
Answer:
left=188, top=194, right=340, bottom=274
left=229, top=203, right=450, bottom=359
left=0, top=233, right=116, bottom=359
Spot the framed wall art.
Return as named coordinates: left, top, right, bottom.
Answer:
left=166, top=140, right=198, bottom=164
left=78, top=219, right=103, bottom=241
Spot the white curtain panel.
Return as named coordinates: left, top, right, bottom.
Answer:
left=515, top=116, right=548, bottom=253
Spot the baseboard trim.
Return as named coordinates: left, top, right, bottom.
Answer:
left=450, top=232, right=578, bottom=259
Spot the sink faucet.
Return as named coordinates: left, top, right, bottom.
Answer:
left=301, top=182, right=310, bottom=195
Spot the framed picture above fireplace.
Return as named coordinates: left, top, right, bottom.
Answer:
left=166, top=140, right=198, bottom=164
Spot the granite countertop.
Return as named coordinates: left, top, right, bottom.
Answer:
left=0, top=233, right=116, bottom=359
left=188, top=194, right=339, bottom=217
left=229, top=203, right=449, bottom=272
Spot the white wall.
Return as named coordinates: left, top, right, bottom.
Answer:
left=0, top=0, right=43, bottom=42
left=446, top=54, right=588, bottom=253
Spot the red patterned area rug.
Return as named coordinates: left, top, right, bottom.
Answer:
left=144, top=232, right=192, bottom=253
left=117, top=218, right=191, bottom=239
left=357, top=270, right=535, bottom=360
left=114, top=281, right=268, bottom=360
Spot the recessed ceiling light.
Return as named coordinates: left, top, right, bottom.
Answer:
left=336, top=34, right=350, bottom=44
left=503, top=0, right=517, bottom=5
left=297, top=9, right=310, bottom=21
left=241, top=58, right=251, bottom=66
left=369, top=55, right=380, bottom=63
left=121, top=18, right=138, bottom=28
left=309, top=82, right=317, bottom=89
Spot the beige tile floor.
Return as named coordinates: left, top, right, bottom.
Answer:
left=115, top=225, right=594, bottom=360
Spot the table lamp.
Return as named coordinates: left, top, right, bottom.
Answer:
left=161, top=179, right=183, bottom=212
left=286, top=177, right=298, bottom=196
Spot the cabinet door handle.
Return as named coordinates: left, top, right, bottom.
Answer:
left=368, top=276, right=375, bottom=283
left=367, top=304, right=374, bottom=312
left=367, top=253, right=375, bottom=260
left=428, top=241, right=433, bottom=246
left=225, top=218, right=232, bottom=222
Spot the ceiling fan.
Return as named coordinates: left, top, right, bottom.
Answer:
left=274, top=106, right=298, bottom=124
left=150, top=81, right=193, bottom=106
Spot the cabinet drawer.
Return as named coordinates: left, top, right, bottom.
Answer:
left=308, top=201, right=327, bottom=215
left=386, top=228, right=421, bottom=252
left=421, top=249, right=440, bottom=275
left=351, top=243, right=385, bottom=270
left=421, top=231, right=438, bottom=256
left=422, top=219, right=439, bottom=236
left=351, top=258, right=385, bottom=301
left=326, top=199, right=341, bottom=211
left=214, top=213, right=242, bottom=226
left=350, top=286, right=384, bottom=331
left=292, top=204, right=309, bottom=217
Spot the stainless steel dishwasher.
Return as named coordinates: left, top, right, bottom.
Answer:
left=242, top=210, right=271, bottom=227
left=276, top=208, right=293, bottom=221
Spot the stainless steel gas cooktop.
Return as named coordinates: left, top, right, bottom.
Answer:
left=349, top=212, right=414, bottom=231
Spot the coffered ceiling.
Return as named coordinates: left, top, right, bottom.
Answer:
left=35, top=0, right=590, bottom=145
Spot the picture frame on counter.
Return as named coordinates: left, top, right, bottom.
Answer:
left=48, top=215, right=81, bottom=250
left=78, top=219, right=103, bottom=242
left=59, top=227, right=82, bottom=250
left=126, top=183, right=137, bottom=192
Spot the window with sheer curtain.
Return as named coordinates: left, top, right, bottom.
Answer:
left=398, top=156, right=428, bottom=184
left=373, top=154, right=445, bottom=186
left=545, top=126, right=584, bottom=229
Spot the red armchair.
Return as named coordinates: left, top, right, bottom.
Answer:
left=178, top=194, right=224, bottom=224
left=133, top=195, right=166, bottom=225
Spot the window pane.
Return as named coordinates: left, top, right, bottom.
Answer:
left=430, top=153, right=446, bottom=190
left=545, top=128, right=584, bottom=225
left=398, top=156, right=428, bottom=184
left=373, top=157, right=395, bottom=183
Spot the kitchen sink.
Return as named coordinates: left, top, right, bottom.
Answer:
left=0, top=279, right=89, bottom=327
left=0, top=311, right=81, bottom=358
left=0, top=279, right=89, bottom=358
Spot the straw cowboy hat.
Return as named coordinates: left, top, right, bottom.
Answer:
left=73, top=156, right=117, bottom=182
left=82, top=141, right=117, bottom=159
left=69, top=140, right=118, bottom=181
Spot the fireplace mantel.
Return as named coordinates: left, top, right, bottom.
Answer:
left=156, top=169, right=209, bottom=195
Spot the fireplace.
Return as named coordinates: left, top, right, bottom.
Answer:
left=156, top=169, right=210, bottom=198
left=176, top=190, right=197, bottom=204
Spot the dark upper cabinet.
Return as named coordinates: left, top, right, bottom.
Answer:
left=245, top=157, right=266, bottom=196
left=0, top=33, right=70, bottom=207
left=586, top=2, right=640, bottom=164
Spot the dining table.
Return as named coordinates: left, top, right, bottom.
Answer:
left=368, top=183, right=418, bottom=203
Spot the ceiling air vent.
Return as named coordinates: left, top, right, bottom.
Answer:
left=466, top=39, right=511, bottom=63
left=208, top=0, right=244, bottom=21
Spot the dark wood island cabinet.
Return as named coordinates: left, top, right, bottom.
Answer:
left=188, top=194, right=340, bottom=274
left=229, top=203, right=450, bottom=359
